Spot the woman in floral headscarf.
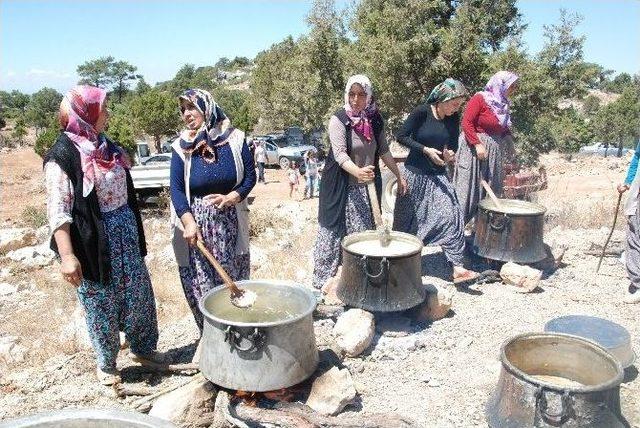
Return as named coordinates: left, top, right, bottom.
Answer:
left=312, top=74, right=406, bottom=289
left=454, top=70, right=519, bottom=224
left=43, top=85, right=160, bottom=385
left=170, top=89, right=255, bottom=331
left=393, top=78, right=478, bottom=284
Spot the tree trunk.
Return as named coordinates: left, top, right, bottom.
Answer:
left=154, top=135, right=161, bottom=153
left=604, top=142, right=609, bottom=158
left=617, top=137, right=623, bottom=157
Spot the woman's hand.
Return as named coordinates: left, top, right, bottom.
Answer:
left=183, top=222, right=202, bottom=247
left=422, top=147, right=445, bottom=166
left=442, top=148, right=456, bottom=164
left=203, top=191, right=241, bottom=209
left=60, top=254, right=83, bottom=287
left=396, top=175, right=408, bottom=196
left=618, top=184, right=630, bottom=194
left=475, top=143, right=487, bottom=160
left=356, top=165, right=375, bottom=183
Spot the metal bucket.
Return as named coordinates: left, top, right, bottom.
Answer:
left=473, top=198, right=547, bottom=264
left=338, top=230, right=425, bottom=312
left=0, top=409, right=176, bottom=427
left=486, top=332, right=626, bottom=427
left=199, top=280, right=319, bottom=392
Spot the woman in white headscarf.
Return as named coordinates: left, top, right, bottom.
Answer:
left=311, top=75, right=406, bottom=289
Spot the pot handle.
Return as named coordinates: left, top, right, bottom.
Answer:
left=224, top=326, right=266, bottom=353
left=488, top=212, right=510, bottom=232
left=535, top=387, right=572, bottom=425
left=360, top=256, right=389, bottom=285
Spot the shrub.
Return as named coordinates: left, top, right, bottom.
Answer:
left=22, top=206, right=47, bottom=228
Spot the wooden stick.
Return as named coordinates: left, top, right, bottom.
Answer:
left=596, top=192, right=623, bottom=273
left=196, top=240, right=242, bottom=297
left=130, top=374, right=203, bottom=411
left=481, top=179, right=504, bottom=210
left=367, top=181, right=383, bottom=228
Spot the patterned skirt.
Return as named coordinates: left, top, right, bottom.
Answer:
left=76, top=204, right=158, bottom=371
left=179, top=198, right=250, bottom=331
left=393, top=168, right=465, bottom=266
left=453, top=132, right=515, bottom=224
left=312, top=185, right=374, bottom=289
left=627, top=202, right=640, bottom=288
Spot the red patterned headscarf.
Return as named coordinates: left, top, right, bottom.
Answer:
left=59, top=85, right=129, bottom=197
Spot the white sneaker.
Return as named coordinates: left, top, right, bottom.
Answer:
left=623, top=286, right=640, bottom=304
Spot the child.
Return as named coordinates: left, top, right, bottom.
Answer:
left=288, top=162, right=300, bottom=198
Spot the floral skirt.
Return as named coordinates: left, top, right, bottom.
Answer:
left=77, top=204, right=158, bottom=371
left=178, top=198, right=250, bottom=331
left=312, top=185, right=374, bottom=289
left=393, top=168, right=465, bottom=266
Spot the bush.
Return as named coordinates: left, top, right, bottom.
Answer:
left=34, top=126, right=59, bottom=157
left=22, top=206, right=47, bottom=228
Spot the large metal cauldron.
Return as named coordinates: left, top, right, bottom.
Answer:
left=338, top=230, right=426, bottom=312
left=199, top=280, right=318, bottom=392
left=486, top=333, right=626, bottom=427
left=0, top=409, right=175, bottom=427
left=474, top=198, right=547, bottom=263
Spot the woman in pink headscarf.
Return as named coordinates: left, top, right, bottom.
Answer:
left=43, top=85, right=161, bottom=385
left=454, top=71, right=519, bottom=224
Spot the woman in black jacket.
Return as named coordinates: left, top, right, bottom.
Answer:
left=44, top=85, right=161, bottom=385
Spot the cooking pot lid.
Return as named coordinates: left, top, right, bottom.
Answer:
left=544, top=315, right=635, bottom=367
left=479, top=198, right=546, bottom=215
left=343, top=230, right=422, bottom=258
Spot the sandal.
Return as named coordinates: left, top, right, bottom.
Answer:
left=96, top=367, right=121, bottom=386
left=453, top=269, right=480, bottom=285
left=129, top=351, right=169, bottom=366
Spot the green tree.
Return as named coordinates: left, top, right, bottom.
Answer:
left=552, top=108, right=593, bottom=154
left=136, top=78, right=151, bottom=94
left=594, top=86, right=640, bottom=156
left=130, top=89, right=181, bottom=152
left=212, top=87, right=257, bottom=132
left=603, top=72, right=633, bottom=93
left=34, top=117, right=60, bottom=157
left=110, top=60, right=140, bottom=102
left=106, top=100, right=139, bottom=156
left=582, top=94, right=600, bottom=116
left=26, top=87, right=62, bottom=136
left=12, top=116, right=27, bottom=144
left=77, top=56, right=116, bottom=88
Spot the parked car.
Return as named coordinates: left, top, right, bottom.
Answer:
left=130, top=153, right=171, bottom=195
left=252, top=135, right=315, bottom=170
left=579, top=142, right=632, bottom=157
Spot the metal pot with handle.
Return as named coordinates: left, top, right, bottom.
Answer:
left=198, top=280, right=318, bottom=392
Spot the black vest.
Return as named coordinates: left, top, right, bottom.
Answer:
left=43, top=133, right=147, bottom=284
left=318, top=108, right=384, bottom=236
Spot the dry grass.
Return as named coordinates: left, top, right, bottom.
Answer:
left=540, top=195, right=625, bottom=230
left=21, top=205, right=47, bottom=229
left=249, top=206, right=292, bottom=237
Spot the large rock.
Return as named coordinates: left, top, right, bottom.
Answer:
left=333, top=309, right=375, bottom=357
left=6, top=243, right=56, bottom=267
left=321, top=272, right=344, bottom=306
left=149, top=376, right=217, bottom=426
left=0, top=282, right=19, bottom=296
left=306, top=367, right=357, bottom=416
left=0, top=335, right=28, bottom=365
left=0, top=228, right=36, bottom=254
left=410, top=283, right=454, bottom=322
left=59, top=305, right=92, bottom=351
left=500, top=262, right=542, bottom=293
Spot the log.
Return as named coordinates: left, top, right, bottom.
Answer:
left=214, top=390, right=418, bottom=428
left=114, top=383, right=153, bottom=398
left=130, top=374, right=203, bottom=412
left=130, top=360, right=199, bottom=374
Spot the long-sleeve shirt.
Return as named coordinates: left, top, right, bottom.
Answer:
left=461, top=93, right=509, bottom=146
left=624, top=143, right=640, bottom=185
left=44, top=161, right=128, bottom=233
left=170, top=142, right=256, bottom=217
left=328, top=115, right=390, bottom=184
left=397, top=103, right=459, bottom=175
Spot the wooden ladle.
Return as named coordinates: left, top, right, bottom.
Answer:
left=480, top=179, right=505, bottom=211
left=196, top=240, right=256, bottom=308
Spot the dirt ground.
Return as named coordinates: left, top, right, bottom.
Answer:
left=1, top=147, right=639, bottom=427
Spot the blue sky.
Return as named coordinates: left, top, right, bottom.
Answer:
left=1, top=0, right=638, bottom=94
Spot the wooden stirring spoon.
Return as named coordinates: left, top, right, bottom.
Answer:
left=480, top=179, right=505, bottom=211
left=196, top=240, right=256, bottom=308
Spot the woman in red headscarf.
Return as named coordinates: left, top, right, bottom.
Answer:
left=43, top=85, right=161, bottom=385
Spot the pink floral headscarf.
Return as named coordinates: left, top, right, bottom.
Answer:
left=60, top=85, right=128, bottom=197
left=480, top=71, right=519, bottom=129
left=343, top=74, right=378, bottom=143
